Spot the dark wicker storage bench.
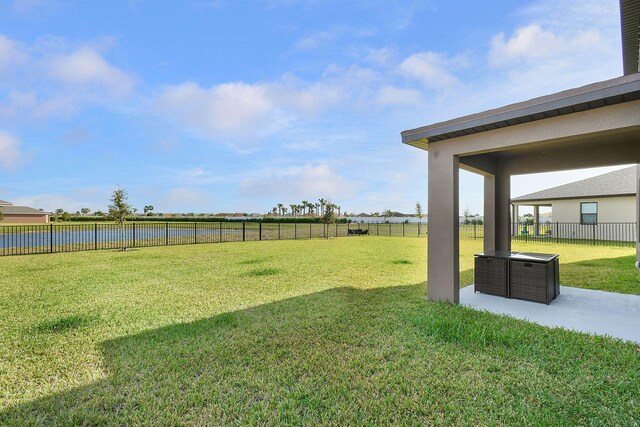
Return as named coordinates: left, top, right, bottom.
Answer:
left=474, top=251, right=560, bottom=304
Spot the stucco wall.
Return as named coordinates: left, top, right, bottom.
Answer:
left=548, top=196, right=636, bottom=223
left=514, top=196, right=636, bottom=241
left=0, top=214, right=49, bottom=223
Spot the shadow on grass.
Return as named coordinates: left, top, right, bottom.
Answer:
left=2, top=284, right=639, bottom=425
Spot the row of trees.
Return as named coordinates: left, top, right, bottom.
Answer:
left=269, top=198, right=342, bottom=218
left=52, top=205, right=155, bottom=221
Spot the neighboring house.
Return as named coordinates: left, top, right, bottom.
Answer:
left=511, top=166, right=637, bottom=241
left=0, top=200, right=51, bottom=223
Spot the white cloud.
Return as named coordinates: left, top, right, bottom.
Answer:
left=240, top=164, right=359, bottom=202
left=154, top=78, right=344, bottom=148
left=161, top=187, right=210, bottom=211
left=48, top=47, right=134, bottom=98
left=0, top=131, right=27, bottom=172
left=398, top=52, right=466, bottom=90
left=375, top=86, right=423, bottom=106
left=489, top=24, right=602, bottom=68
left=295, top=31, right=336, bottom=50
left=0, top=35, right=26, bottom=70
left=0, top=35, right=135, bottom=120
left=155, top=81, right=277, bottom=144
left=489, top=24, right=559, bottom=67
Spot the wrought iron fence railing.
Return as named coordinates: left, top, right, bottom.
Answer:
left=0, top=221, right=634, bottom=257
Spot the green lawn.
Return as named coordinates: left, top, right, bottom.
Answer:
left=0, top=237, right=638, bottom=425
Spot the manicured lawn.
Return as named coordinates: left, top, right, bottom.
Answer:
left=0, top=237, right=638, bottom=425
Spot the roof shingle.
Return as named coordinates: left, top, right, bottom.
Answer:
left=512, top=166, right=638, bottom=202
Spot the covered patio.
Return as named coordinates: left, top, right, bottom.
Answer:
left=460, top=285, right=640, bottom=344
left=402, top=73, right=640, bottom=304
left=400, top=0, right=640, bottom=307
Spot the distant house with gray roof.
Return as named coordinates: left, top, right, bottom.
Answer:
left=0, top=200, right=51, bottom=223
left=512, top=166, right=637, bottom=224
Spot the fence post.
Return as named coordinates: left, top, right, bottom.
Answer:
left=592, top=223, right=596, bottom=245
left=94, top=223, right=98, bottom=250
left=309, top=222, right=312, bottom=238
left=402, top=222, right=405, bottom=237
left=242, top=222, right=246, bottom=241
left=555, top=222, right=559, bottom=244
left=194, top=222, right=197, bottom=244
left=376, top=222, right=379, bottom=235
left=389, top=223, right=391, bottom=236
left=335, top=222, right=338, bottom=237
left=259, top=222, right=262, bottom=241
left=133, top=222, right=136, bottom=248
left=50, top=223, right=53, bottom=253
left=165, top=222, right=169, bottom=246
left=474, top=223, right=477, bottom=240
left=278, top=222, right=281, bottom=240
left=294, top=222, right=297, bottom=239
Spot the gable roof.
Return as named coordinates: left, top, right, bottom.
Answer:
left=512, top=166, right=637, bottom=202
left=0, top=199, right=11, bottom=206
left=0, top=205, right=50, bottom=215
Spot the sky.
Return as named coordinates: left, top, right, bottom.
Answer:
left=0, top=0, right=631, bottom=215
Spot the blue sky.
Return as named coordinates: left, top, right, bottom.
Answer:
left=0, top=0, right=629, bottom=215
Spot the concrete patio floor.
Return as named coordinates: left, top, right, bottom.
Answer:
left=460, top=285, right=640, bottom=344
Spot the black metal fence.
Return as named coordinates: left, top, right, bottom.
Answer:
left=510, top=222, right=636, bottom=246
left=0, top=221, right=428, bottom=256
left=0, top=221, right=634, bottom=257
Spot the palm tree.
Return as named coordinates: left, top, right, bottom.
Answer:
left=301, top=201, right=308, bottom=216
left=290, top=204, right=297, bottom=217
left=277, top=203, right=284, bottom=216
left=318, top=198, right=326, bottom=216
left=282, top=207, right=288, bottom=216
left=336, top=205, right=341, bottom=217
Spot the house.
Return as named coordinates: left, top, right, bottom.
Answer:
left=400, top=0, right=640, bottom=303
left=0, top=200, right=51, bottom=223
left=512, top=166, right=637, bottom=224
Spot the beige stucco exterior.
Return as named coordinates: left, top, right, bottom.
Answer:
left=0, top=214, right=50, bottom=224
left=515, top=196, right=636, bottom=223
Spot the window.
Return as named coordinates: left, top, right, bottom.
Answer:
left=580, top=202, right=597, bottom=224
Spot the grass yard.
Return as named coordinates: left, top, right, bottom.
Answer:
left=0, top=237, right=638, bottom=425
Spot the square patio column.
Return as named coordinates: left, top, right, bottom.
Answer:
left=533, top=205, right=540, bottom=236
left=427, top=148, right=459, bottom=303
left=636, top=164, right=639, bottom=269
left=484, top=171, right=511, bottom=252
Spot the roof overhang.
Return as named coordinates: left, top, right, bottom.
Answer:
left=401, top=73, right=640, bottom=150
left=512, top=193, right=636, bottom=203
left=621, top=0, right=640, bottom=75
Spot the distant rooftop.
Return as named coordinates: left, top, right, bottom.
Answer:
left=512, top=166, right=637, bottom=202
left=0, top=205, right=50, bottom=215
left=0, top=199, right=11, bottom=206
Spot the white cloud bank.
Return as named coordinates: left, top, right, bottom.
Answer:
left=0, top=35, right=135, bottom=120
left=0, top=131, right=27, bottom=172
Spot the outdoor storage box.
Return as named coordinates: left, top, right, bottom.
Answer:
left=509, top=255, right=559, bottom=304
left=474, top=251, right=559, bottom=304
left=474, top=255, right=508, bottom=297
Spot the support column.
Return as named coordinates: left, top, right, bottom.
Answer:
left=636, top=164, right=639, bottom=269
left=511, top=204, right=518, bottom=236
left=533, top=205, right=540, bottom=236
left=484, top=170, right=511, bottom=252
left=427, top=147, right=459, bottom=303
